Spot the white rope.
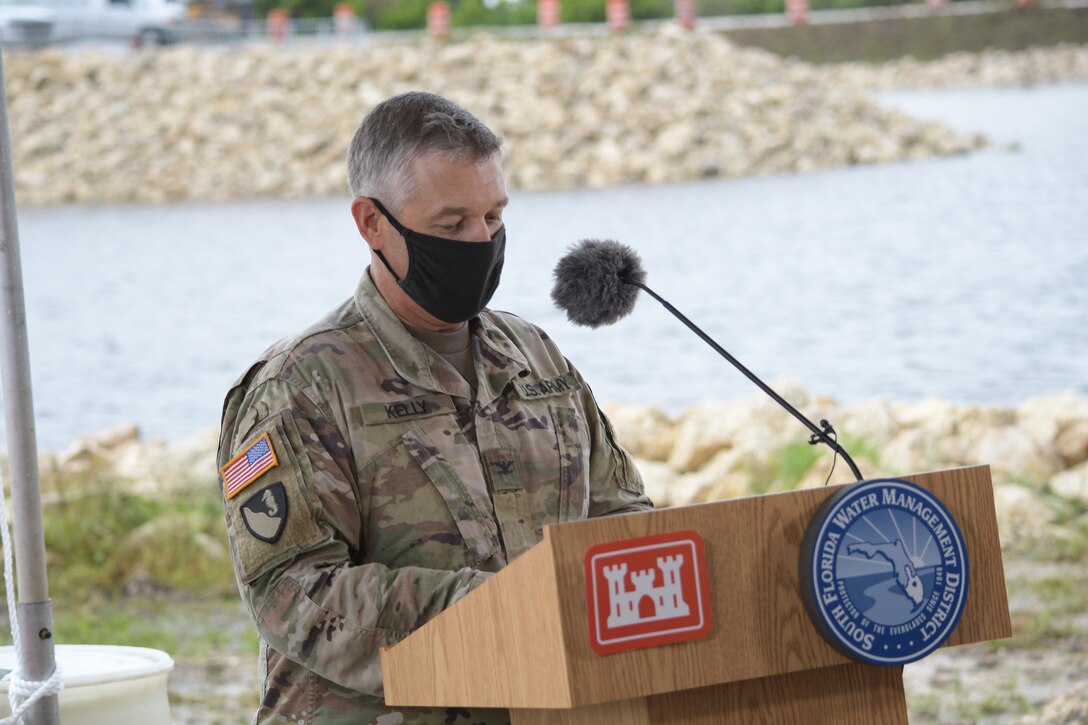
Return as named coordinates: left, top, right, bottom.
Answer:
left=0, top=467, right=62, bottom=724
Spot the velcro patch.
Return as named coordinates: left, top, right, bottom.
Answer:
left=512, top=372, right=581, bottom=400
left=222, top=432, right=278, bottom=500
left=483, top=448, right=522, bottom=492
left=226, top=418, right=324, bottom=583
left=240, top=482, right=288, bottom=543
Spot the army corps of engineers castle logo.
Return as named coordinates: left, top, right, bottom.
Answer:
left=584, top=531, right=712, bottom=655
left=800, top=478, right=970, bottom=665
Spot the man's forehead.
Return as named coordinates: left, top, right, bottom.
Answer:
left=432, top=197, right=509, bottom=216
left=408, top=151, right=502, bottom=181
left=406, top=152, right=508, bottom=211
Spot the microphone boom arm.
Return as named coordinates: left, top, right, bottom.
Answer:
left=626, top=280, right=864, bottom=483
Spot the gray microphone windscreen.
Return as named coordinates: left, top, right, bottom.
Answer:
left=551, top=239, right=645, bottom=328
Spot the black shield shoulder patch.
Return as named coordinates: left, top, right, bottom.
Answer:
left=240, top=482, right=289, bottom=544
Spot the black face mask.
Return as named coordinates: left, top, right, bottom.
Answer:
left=370, top=198, right=506, bottom=325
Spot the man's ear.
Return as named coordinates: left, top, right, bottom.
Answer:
left=351, top=197, right=384, bottom=250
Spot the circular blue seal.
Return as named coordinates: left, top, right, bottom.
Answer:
left=799, top=478, right=969, bottom=665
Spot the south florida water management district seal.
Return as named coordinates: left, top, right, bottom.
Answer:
left=800, top=478, right=969, bottom=665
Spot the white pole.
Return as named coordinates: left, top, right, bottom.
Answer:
left=0, top=47, right=60, bottom=725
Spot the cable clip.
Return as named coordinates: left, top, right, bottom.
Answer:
left=808, top=419, right=837, bottom=446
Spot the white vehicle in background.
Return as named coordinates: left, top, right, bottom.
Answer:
left=0, top=0, right=55, bottom=47
left=40, top=0, right=185, bottom=46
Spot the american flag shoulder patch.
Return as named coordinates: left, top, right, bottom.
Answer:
left=222, top=433, right=278, bottom=500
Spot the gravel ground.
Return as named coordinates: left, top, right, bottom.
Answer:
left=904, top=559, right=1088, bottom=723
left=166, top=600, right=257, bottom=725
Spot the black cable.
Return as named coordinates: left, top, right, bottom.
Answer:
left=817, top=424, right=840, bottom=486
left=625, top=279, right=863, bottom=483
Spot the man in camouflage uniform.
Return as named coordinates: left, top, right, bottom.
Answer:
left=218, top=92, right=652, bottom=725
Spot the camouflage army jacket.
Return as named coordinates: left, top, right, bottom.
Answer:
left=217, top=271, right=652, bottom=725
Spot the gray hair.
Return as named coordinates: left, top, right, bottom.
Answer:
left=346, top=92, right=503, bottom=212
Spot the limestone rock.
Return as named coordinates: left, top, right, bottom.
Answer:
left=33, top=31, right=1088, bottom=206
left=56, top=423, right=142, bottom=472
left=881, top=429, right=942, bottom=477
left=601, top=402, right=676, bottom=462
left=962, top=426, right=1063, bottom=486
left=682, top=448, right=753, bottom=503
left=992, top=484, right=1058, bottom=547
left=1029, top=681, right=1088, bottom=725
left=1017, top=392, right=1088, bottom=445
left=836, top=398, right=900, bottom=449
left=1049, top=461, right=1088, bottom=506
left=834, top=44, right=1088, bottom=91
left=1055, top=419, right=1088, bottom=468
left=667, top=399, right=747, bottom=473
left=632, top=458, right=680, bottom=507
left=892, top=397, right=960, bottom=438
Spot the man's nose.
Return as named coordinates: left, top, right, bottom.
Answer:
left=465, top=218, right=492, bottom=241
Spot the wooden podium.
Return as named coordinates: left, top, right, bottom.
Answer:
left=380, top=465, right=1011, bottom=724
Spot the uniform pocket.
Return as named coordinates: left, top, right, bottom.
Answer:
left=551, top=405, right=591, bottom=522
left=400, top=427, right=501, bottom=565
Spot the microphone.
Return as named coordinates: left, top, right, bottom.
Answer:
left=550, top=238, right=646, bottom=328
left=551, top=239, right=863, bottom=483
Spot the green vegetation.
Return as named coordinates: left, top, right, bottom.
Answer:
left=840, top=434, right=882, bottom=468
left=257, top=0, right=927, bottom=28
left=1003, top=572, right=1088, bottom=649
left=755, top=440, right=824, bottom=492
left=43, top=598, right=256, bottom=658
left=41, top=473, right=236, bottom=599
left=0, top=469, right=259, bottom=716
left=0, top=467, right=242, bottom=654
left=949, top=675, right=1034, bottom=721
left=906, top=692, right=944, bottom=722
left=724, top=6, right=1088, bottom=63
left=1021, top=483, right=1088, bottom=562
left=745, top=433, right=881, bottom=493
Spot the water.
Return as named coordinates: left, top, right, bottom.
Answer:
left=7, top=84, right=1087, bottom=451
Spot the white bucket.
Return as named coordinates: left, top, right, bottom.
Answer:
left=0, top=644, right=173, bottom=723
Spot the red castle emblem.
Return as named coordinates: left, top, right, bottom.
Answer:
left=584, top=530, right=713, bottom=655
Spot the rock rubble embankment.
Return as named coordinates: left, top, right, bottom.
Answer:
left=40, top=387, right=1088, bottom=552
left=4, top=28, right=1050, bottom=206
left=603, top=385, right=1088, bottom=550
left=8, top=30, right=1088, bottom=207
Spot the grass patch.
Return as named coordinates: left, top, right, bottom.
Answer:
left=1002, top=569, right=1088, bottom=650
left=722, top=7, right=1088, bottom=64
left=748, top=433, right=882, bottom=493
left=1041, top=488, right=1088, bottom=527
left=40, top=470, right=236, bottom=599
left=757, top=440, right=824, bottom=492
left=840, top=434, right=882, bottom=469
left=906, top=691, right=943, bottom=722
left=0, top=596, right=258, bottom=660
left=1008, top=608, right=1083, bottom=649
left=1018, top=501, right=1088, bottom=562
left=0, top=467, right=248, bottom=659
left=955, top=679, right=1034, bottom=721
left=1022, top=532, right=1088, bottom=563
left=744, top=441, right=820, bottom=493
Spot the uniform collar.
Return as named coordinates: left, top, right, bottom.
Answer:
left=355, top=270, right=528, bottom=401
